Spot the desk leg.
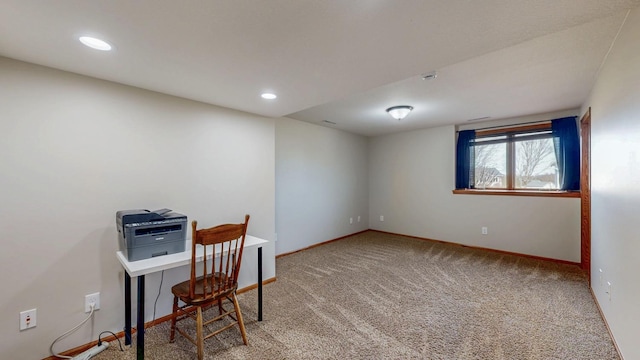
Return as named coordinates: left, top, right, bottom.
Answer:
left=258, top=246, right=263, bottom=321
left=137, top=275, right=145, bottom=360
left=124, top=272, right=132, bottom=346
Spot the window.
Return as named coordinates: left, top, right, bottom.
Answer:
left=473, top=125, right=558, bottom=190
left=455, top=118, right=580, bottom=196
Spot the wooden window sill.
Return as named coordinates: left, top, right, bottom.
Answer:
left=452, top=189, right=580, bottom=198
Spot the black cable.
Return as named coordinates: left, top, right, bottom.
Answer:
left=98, top=331, right=124, bottom=351
left=152, top=270, right=164, bottom=322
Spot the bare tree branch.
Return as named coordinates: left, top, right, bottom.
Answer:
left=474, top=144, right=503, bottom=188
left=516, top=139, right=555, bottom=187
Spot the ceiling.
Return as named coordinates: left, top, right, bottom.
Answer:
left=1, top=1, right=638, bottom=137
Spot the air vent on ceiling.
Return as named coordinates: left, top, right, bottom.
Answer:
left=466, top=116, right=491, bottom=122
left=421, top=71, right=438, bottom=80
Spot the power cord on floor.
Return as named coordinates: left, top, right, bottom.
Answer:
left=49, top=270, right=165, bottom=358
left=50, top=304, right=96, bottom=359
left=49, top=305, right=126, bottom=359
left=98, top=331, right=124, bottom=351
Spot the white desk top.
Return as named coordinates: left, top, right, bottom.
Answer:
left=116, top=235, right=268, bottom=277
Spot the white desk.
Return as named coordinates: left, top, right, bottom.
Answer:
left=116, top=235, right=268, bottom=360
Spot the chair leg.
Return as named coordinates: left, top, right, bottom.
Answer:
left=217, top=298, right=223, bottom=316
left=196, top=306, right=204, bottom=360
left=231, top=293, right=248, bottom=345
left=170, top=296, right=178, bottom=342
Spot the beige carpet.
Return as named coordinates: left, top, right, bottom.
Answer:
left=94, top=231, right=618, bottom=359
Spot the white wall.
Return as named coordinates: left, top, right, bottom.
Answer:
left=0, top=57, right=276, bottom=360
left=583, top=7, right=640, bottom=359
left=275, top=117, right=369, bottom=255
left=369, top=125, right=581, bottom=262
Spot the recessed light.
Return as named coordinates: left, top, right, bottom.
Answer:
left=79, top=36, right=112, bottom=51
left=261, top=93, right=277, bottom=100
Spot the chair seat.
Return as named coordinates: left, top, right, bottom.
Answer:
left=171, top=273, right=235, bottom=305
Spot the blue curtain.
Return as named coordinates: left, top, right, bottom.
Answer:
left=455, top=130, right=476, bottom=189
left=551, top=117, right=580, bottom=191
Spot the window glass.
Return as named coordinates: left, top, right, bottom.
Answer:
left=474, top=142, right=506, bottom=189
left=469, top=127, right=559, bottom=190
left=515, top=138, right=558, bottom=189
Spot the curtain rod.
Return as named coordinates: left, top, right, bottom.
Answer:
left=459, top=119, right=550, bottom=132
left=457, top=116, right=576, bottom=132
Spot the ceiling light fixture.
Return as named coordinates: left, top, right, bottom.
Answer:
left=386, top=105, right=413, bottom=121
left=79, top=36, right=112, bottom=51
left=261, top=93, right=277, bottom=100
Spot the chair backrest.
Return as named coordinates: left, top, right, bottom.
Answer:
left=189, top=214, right=250, bottom=300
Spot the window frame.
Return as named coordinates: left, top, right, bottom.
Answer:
left=454, top=122, right=580, bottom=198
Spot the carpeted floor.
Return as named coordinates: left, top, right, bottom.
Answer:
left=94, top=231, right=618, bottom=359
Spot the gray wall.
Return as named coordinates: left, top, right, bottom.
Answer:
left=275, top=117, right=369, bottom=255
left=0, top=57, right=276, bottom=360
left=584, top=7, right=640, bottom=359
left=368, top=124, right=581, bottom=262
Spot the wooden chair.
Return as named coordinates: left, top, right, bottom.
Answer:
left=169, top=215, right=250, bottom=359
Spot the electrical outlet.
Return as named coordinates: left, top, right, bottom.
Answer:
left=481, top=227, right=488, bottom=235
left=20, top=309, right=37, bottom=330
left=357, top=216, right=361, bottom=222
left=380, top=215, right=384, bottom=222
left=599, top=268, right=603, bottom=286
left=85, top=292, right=101, bottom=313
left=349, top=217, right=353, bottom=224
left=606, top=282, right=612, bottom=301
